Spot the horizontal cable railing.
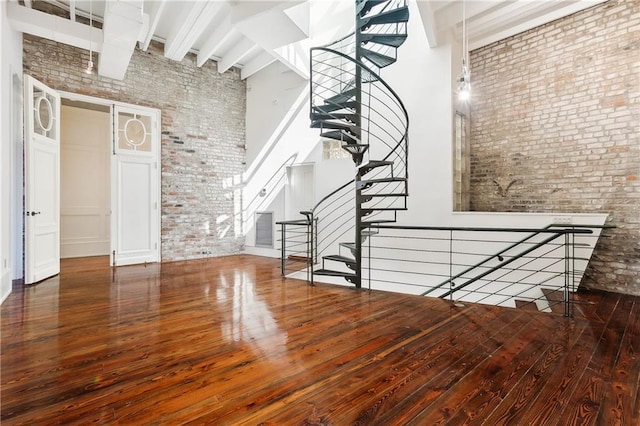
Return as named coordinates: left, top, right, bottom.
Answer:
left=359, top=224, right=610, bottom=316
left=276, top=218, right=314, bottom=284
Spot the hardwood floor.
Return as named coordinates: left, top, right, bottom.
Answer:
left=1, top=255, right=639, bottom=425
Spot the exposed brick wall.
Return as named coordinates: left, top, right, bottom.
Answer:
left=23, top=36, right=246, bottom=261
left=469, top=0, right=640, bottom=294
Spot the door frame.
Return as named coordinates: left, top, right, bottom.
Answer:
left=285, top=163, right=315, bottom=221
left=56, top=91, right=161, bottom=266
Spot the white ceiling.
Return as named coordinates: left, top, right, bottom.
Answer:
left=7, top=0, right=608, bottom=80
left=419, top=0, right=608, bottom=50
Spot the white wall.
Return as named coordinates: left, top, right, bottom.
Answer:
left=243, top=1, right=354, bottom=257
left=1, top=3, right=23, bottom=303
left=60, top=105, right=111, bottom=258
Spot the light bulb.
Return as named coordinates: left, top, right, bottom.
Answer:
left=85, top=60, right=94, bottom=74
left=458, top=84, right=470, bottom=101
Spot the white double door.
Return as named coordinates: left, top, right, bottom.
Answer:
left=24, top=75, right=160, bottom=284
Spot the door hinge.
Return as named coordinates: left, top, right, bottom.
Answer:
left=112, top=250, right=116, bottom=267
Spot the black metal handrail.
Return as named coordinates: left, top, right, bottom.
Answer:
left=361, top=223, right=609, bottom=316
left=435, top=231, right=588, bottom=299
left=276, top=217, right=315, bottom=284
left=310, top=47, right=409, bottom=168
left=424, top=223, right=614, bottom=295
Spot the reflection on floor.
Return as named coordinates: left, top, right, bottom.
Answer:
left=1, top=254, right=639, bottom=424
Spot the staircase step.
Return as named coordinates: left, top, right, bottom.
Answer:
left=313, top=101, right=359, bottom=114
left=362, top=219, right=396, bottom=225
left=321, top=130, right=360, bottom=144
left=362, top=207, right=407, bottom=215
left=325, top=88, right=357, bottom=105
left=342, top=143, right=369, bottom=156
left=311, top=120, right=356, bottom=132
left=357, top=0, right=386, bottom=17
left=310, top=112, right=358, bottom=122
left=361, top=192, right=408, bottom=198
left=359, top=160, right=393, bottom=176
left=362, top=177, right=406, bottom=183
left=315, top=268, right=358, bottom=280
left=340, top=242, right=356, bottom=252
left=324, top=254, right=356, bottom=265
left=541, top=288, right=566, bottom=314
left=359, top=6, right=410, bottom=30
left=359, top=177, right=406, bottom=190
left=515, top=299, right=539, bottom=311
left=361, top=69, right=380, bottom=83
left=361, top=48, right=396, bottom=68
left=360, top=33, right=408, bottom=48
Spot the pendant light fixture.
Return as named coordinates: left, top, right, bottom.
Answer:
left=457, top=0, right=470, bottom=101
left=85, top=0, right=94, bottom=74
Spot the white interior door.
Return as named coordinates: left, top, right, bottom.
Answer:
left=24, top=75, right=61, bottom=284
left=111, top=105, right=160, bottom=266
left=286, top=164, right=315, bottom=220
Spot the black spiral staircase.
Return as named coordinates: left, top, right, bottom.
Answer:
left=306, top=0, right=410, bottom=288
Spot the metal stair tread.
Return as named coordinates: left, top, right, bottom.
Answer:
left=359, top=160, right=393, bottom=175
left=361, top=48, right=396, bottom=68
left=310, top=112, right=358, bottom=122
left=360, top=33, right=408, bottom=47
left=362, top=193, right=408, bottom=197
left=313, top=101, right=359, bottom=114
left=311, top=120, right=356, bottom=132
left=325, top=88, right=357, bottom=105
left=340, top=242, right=356, bottom=250
left=362, top=177, right=406, bottom=184
left=357, top=0, right=386, bottom=17
left=342, top=143, right=369, bottom=155
left=362, top=219, right=396, bottom=224
left=362, top=207, right=407, bottom=211
left=359, top=6, right=410, bottom=30
left=314, top=268, right=357, bottom=278
left=321, top=130, right=360, bottom=144
left=324, top=254, right=356, bottom=265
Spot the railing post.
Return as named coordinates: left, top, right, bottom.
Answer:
left=309, top=214, right=314, bottom=286
left=564, top=232, right=570, bottom=317
left=301, top=211, right=314, bottom=286
left=314, top=217, right=318, bottom=264
left=449, top=230, right=454, bottom=304
left=281, top=224, right=286, bottom=278
left=368, top=228, right=372, bottom=291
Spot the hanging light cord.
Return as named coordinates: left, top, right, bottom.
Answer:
left=458, top=0, right=471, bottom=101
left=87, top=0, right=94, bottom=73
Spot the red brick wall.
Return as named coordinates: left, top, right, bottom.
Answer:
left=23, top=36, right=247, bottom=261
left=469, top=0, right=640, bottom=294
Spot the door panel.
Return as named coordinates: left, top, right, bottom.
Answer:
left=111, top=105, right=160, bottom=266
left=24, top=75, right=61, bottom=284
left=118, top=160, right=151, bottom=253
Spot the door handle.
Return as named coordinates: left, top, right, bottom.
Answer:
left=28, top=211, right=42, bottom=216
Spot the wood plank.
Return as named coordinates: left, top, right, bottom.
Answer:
left=422, top=312, right=576, bottom=424
left=269, top=306, right=527, bottom=425
left=1, top=255, right=638, bottom=425
left=562, top=292, right=631, bottom=425
left=597, top=297, right=639, bottom=425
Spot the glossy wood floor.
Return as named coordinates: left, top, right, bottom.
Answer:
left=2, top=255, right=639, bottom=425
